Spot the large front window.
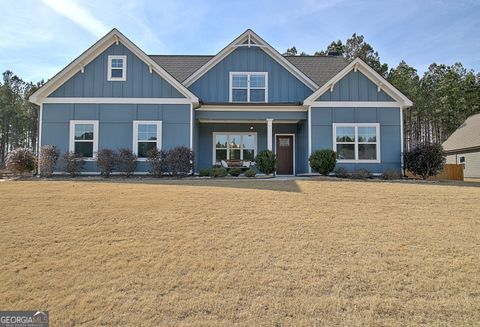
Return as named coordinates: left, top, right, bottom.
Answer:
left=69, top=120, right=99, bottom=159
left=229, top=72, right=268, bottom=103
left=133, top=121, right=162, bottom=159
left=213, top=133, right=257, bottom=163
left=333, top=124, right=380, bottom=162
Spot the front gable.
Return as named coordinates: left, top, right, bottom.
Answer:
left=50, top=42, right=185, bottom=98
left=30, top=29, right=198, bottom=105
left=316, top=70, right=394, bottom=102
left=188, top=46, right=313, bottom=103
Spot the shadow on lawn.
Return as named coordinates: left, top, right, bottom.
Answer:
left=62, top=177, right=304, bottom=193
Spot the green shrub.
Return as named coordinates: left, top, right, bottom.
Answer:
left=334, top=166, right=349, bottom=178
left=39, top=145, right=59, bottom=177
left=244, top=168, right=256, bottom=178
left=63, top=152, right=85, bottom=177
left=96, top=149, right=116, bottom=178
left=116, top=148, right=137, bottom=177
left=255, top=150, right=276, bottom=175
left=146, top=148, right=168, bottom=177
left=404, top=143, right=445, bottom=180
left=212, top=167, right=228, bottom=177
left=351, top=168, right=373, bottom=179
left=5, top=148, right=36, bottom=175
left=381, top=169, right=402, bottom=180
left=228, top=167, right=242, bottom=177
left=309, top=149, right=336, bottom=175
left=199, top=168, right=212, bottom=177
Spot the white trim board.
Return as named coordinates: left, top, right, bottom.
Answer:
left=183, top=29, right=318, bottom=91
left=42, top=97, right=192, bottom=104
left=196, top=106, right=307, bottom=112
left=274, top=133, right=296, bottom=176
left=303, top=58, right=413, bottom=108
left=29, top=28, right=199, bottom=105
left=309, top=101, right=401, bottom=108
left=198, top=119, right=301, bottom=124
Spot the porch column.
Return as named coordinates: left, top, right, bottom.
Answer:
left=267, top=118, right=273, bottom=151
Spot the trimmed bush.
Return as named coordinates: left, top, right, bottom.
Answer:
left=166, top=146, right=195, bottom=176
left=381, top=169, right=402, bottom=180
left=199, top=168, right=212, bottom=177
left=211, top=167, right=227, bottom=177
left=39, top=145, right=59, bottom=177
left=404, top=143, right=445, bottom=180
left=351, top=168, right=373, bottom=179
left=146, top=148, right=168, bottom=177
left=5, top=148, right=36, bottom=175
left=63, top=152, right=85, bottom=177
left=116, top=148, right=137, bottom=177
left=96, top=149, right=116, bottom=178
left=309, top=149, right=336, bottom=176
left=228, top=167, right=242, bottom=177
left=244, top=168, right=256, bottom=178
left=334, top=166, right=350, bottom=178
left=255, top=150, right=277, bottom=175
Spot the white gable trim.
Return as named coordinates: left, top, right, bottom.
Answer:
left=29, top=29, right=199, bottom=106
left=303, top=58, right=413, bottom=108
left=183, top=29, right=319, bottom=91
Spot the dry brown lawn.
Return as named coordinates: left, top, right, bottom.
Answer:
left=1, top=179, right=479, bottom=326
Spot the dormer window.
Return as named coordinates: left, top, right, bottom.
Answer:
left=107, top=55, right=127, bottom=81
left=229, top=72, right=268, bottom=103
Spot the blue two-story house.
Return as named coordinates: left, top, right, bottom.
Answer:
left=30, top=29, right=412, bottom=175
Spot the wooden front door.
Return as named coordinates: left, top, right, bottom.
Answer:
left=276, top=135, right=294, bottom=175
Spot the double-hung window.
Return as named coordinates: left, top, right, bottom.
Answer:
left=69, top=120, right=99, bottom=159
left=333, top=123, right=380, bottom=162
left=213, top=133, right=257, bottom=163
left=133, top=121, right=162, bottom=159
left=108, top=55, right=127, bottom=81
left=229, top=72, right=268, bottom=103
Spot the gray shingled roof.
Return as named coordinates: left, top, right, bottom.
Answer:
left=150, top=55, right=213, bottom=83
left=285, top=56, right=348, bottom=88
left=149, top=54, right=348, bottom=87
left=442, top=113, right=480, bottom=152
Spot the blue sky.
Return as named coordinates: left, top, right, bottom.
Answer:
left=0, top=0, right=479, bottom=82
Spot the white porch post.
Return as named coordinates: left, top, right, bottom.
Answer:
left=267, top=118, right=273, bottom=151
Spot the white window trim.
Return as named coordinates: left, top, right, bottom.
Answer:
left=212, top=132, right=258, bottom=164
left=107, top=55, right=127, bottom=81
left=69, top=120, right=99, bottom=161
left=133, top=121, right=162, bottom=161
left=332, top=123, right=380, bottom=163
left=229, top=72, right=268, bottom=103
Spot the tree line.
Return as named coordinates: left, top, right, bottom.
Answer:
left=1, top=34, right=479, bottom=164
left=285, top=34, right=480, bottom=150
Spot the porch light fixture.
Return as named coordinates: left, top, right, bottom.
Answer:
left=249, top=124, right=254, bottom=131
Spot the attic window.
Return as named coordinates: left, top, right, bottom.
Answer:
left=108, top=55, right=127, bottom=81
left=229, top=72, right=268, bottom=103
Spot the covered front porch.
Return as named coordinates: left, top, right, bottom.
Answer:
left=194, top=109, right=309, bottom=175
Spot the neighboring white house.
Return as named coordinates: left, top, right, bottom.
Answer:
left=443, top=113, right=480, bottom=178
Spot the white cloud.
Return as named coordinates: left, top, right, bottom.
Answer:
left=40, top=0, right=109, bottom=38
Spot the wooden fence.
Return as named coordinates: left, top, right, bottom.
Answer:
left=428, top=164, right=464, bottom=181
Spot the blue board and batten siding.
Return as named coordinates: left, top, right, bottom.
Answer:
left=316, top=70, right=394, bottom=102
left=310, top=107, right=402, bottom=172
left=41, top=103, right=191, bottom=172
left=50, top=42, right=185, bottom=98
left=189, top=47, right=313, bottom=103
